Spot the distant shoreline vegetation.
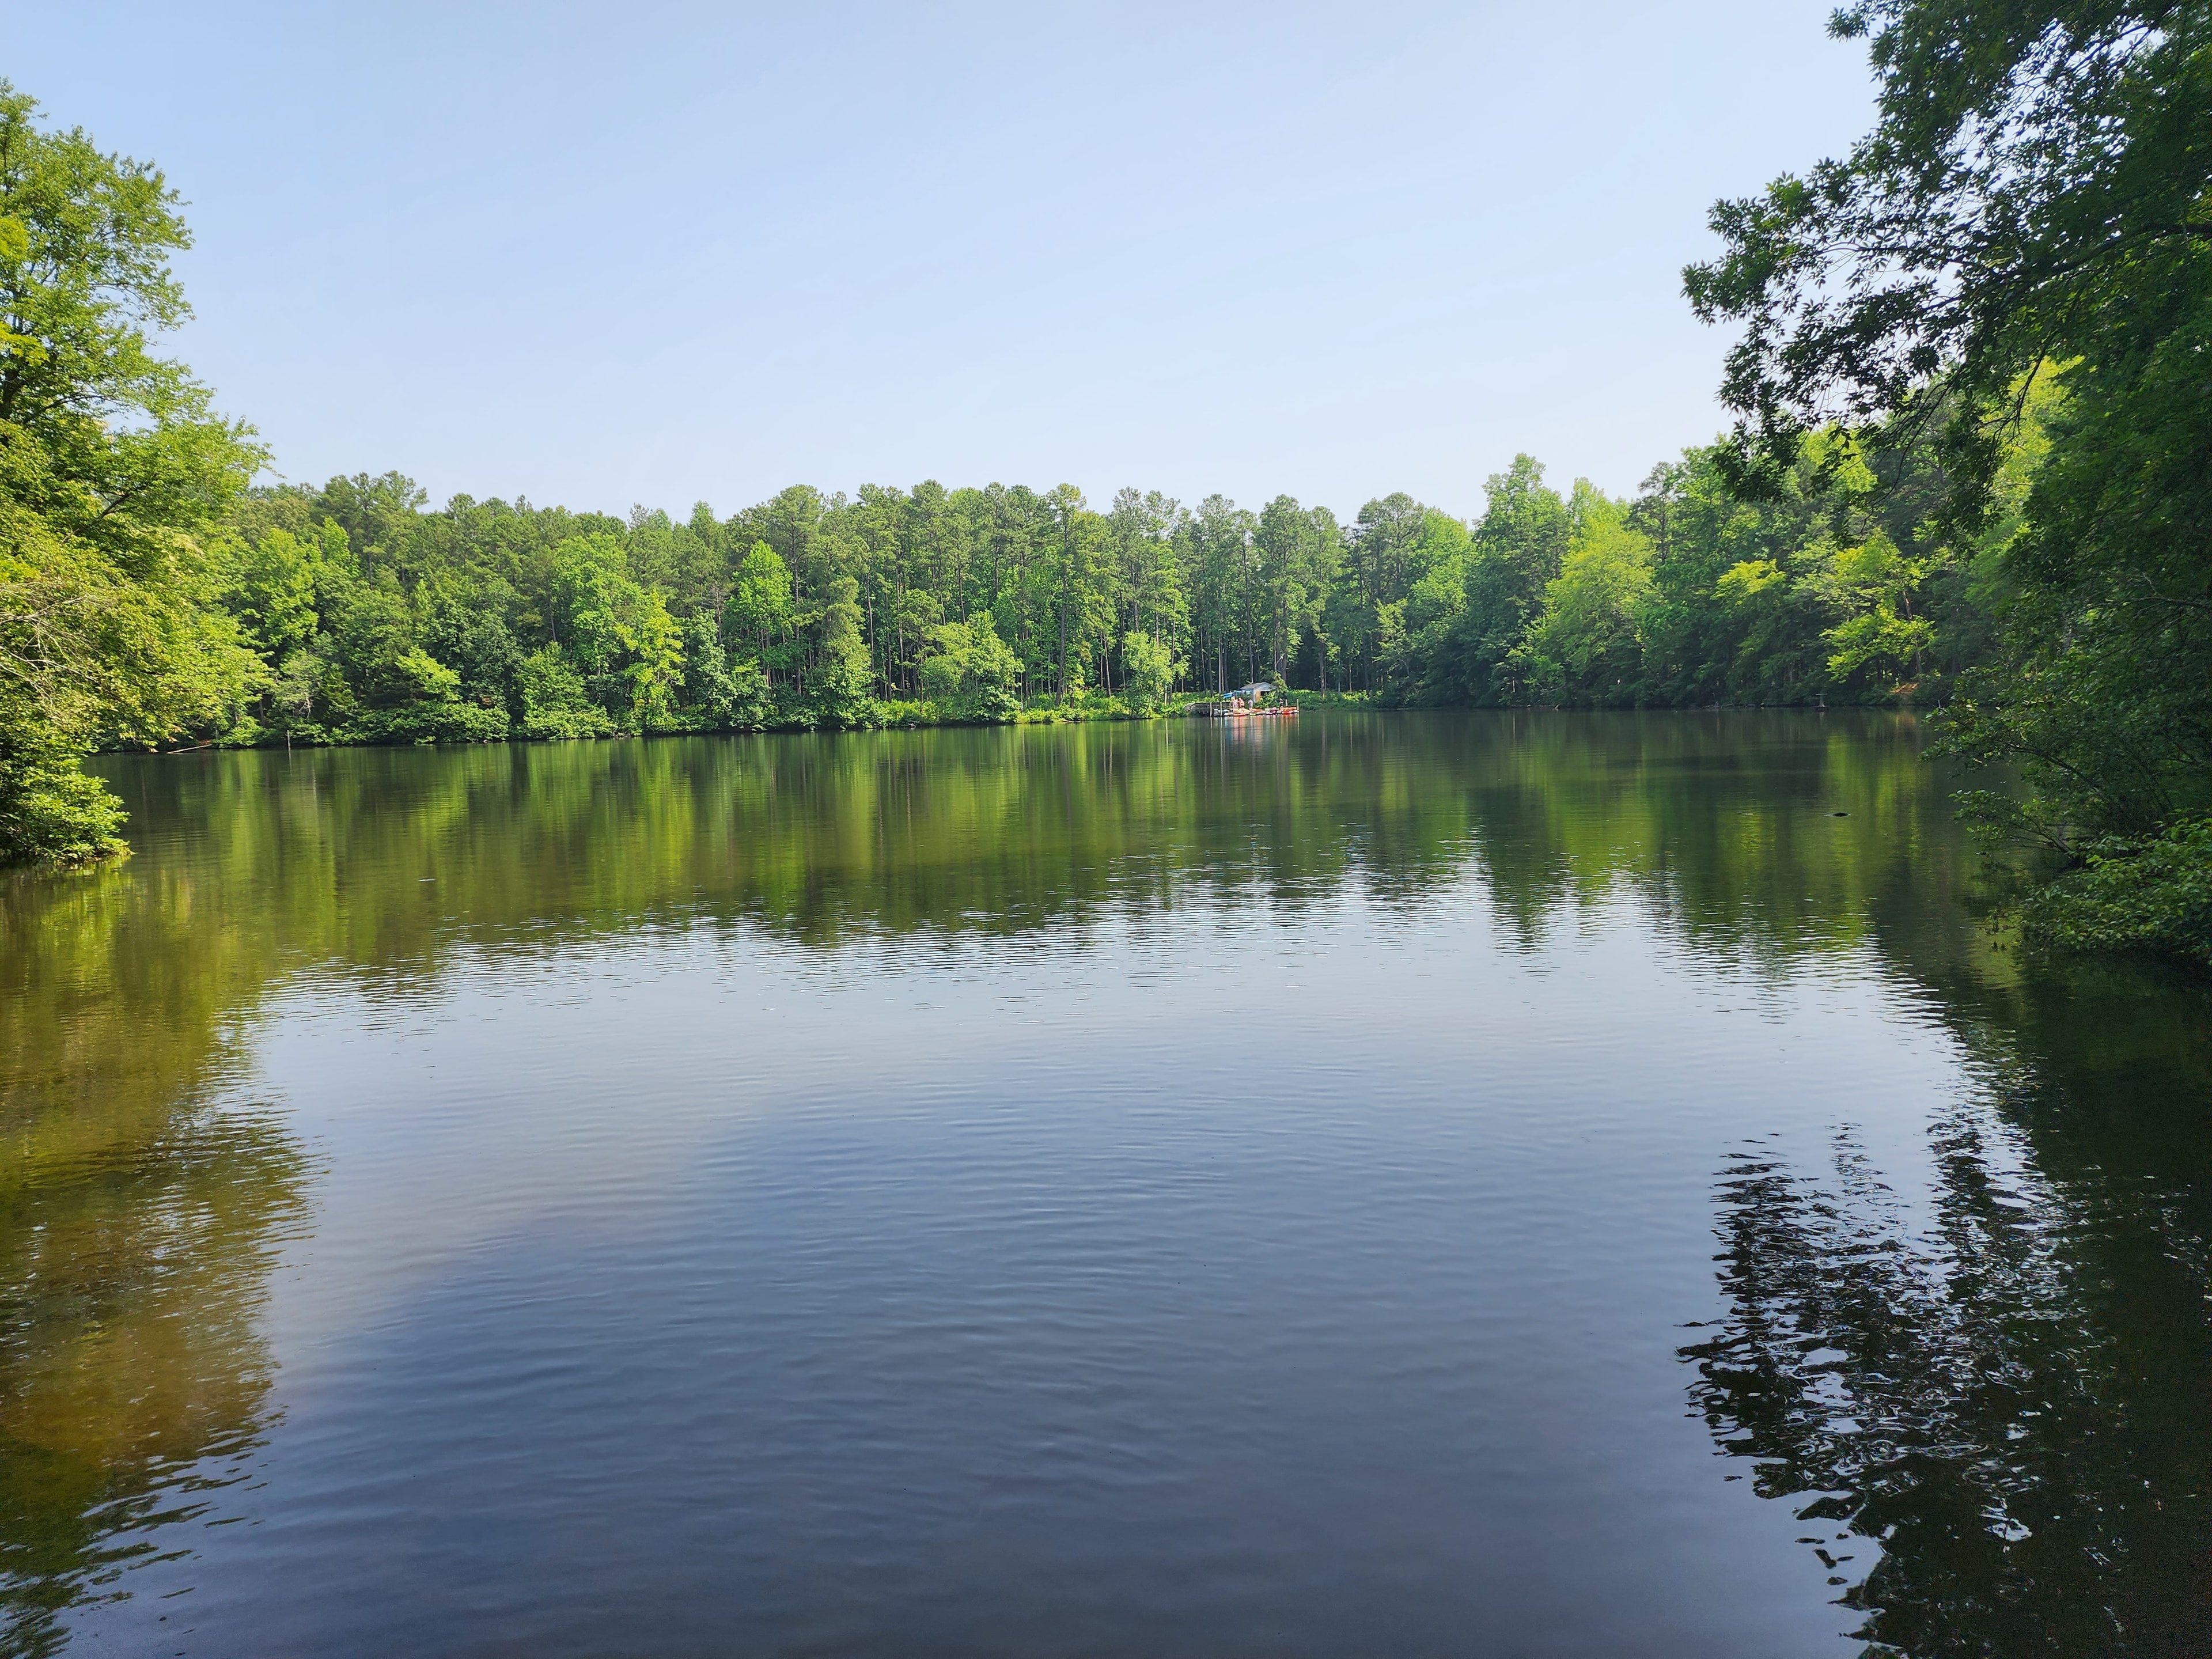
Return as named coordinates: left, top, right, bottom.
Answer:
left=198, top=433, right=1993, bottom=762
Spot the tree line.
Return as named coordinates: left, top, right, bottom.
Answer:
left=205, top=415, right=2010, bottom=756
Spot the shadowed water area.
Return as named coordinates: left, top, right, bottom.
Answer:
left=3, top=711, right=2208, bottom=1657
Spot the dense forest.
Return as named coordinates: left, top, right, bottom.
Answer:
left=0, top=0, right=2206, bottom=962
left=204, top=417, right=2012, bottom=749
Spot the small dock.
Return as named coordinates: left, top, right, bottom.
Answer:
left=1190, top=683, right=1298, bottom=718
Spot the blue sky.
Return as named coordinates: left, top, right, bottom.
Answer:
left=9, top=2, right=1873, bottom=521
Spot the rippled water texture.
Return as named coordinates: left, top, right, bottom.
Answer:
left=3, top=712, right=2209, bottom=1657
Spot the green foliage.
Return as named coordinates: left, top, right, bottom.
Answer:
left=517, top=644, right=612, bottom=740
left=917, top=615, right=1021, bottom=720
left=722, top=540, right=794, bottom=680
left=365, top=698, right=509, bottom=746
left=0, top=84, right=265, bottom=865
left=1514, top=501, right=1654, bottom=705
left=183, top=409, right=2028, bottom=755
left=619, top=588, right=683, bottom=730
left=2018, top=817, right=2212, bottom=969
left=1683, top=0, right=2212, bottom=960
left=915, top=630, right=967, bottom=704
left=808, top=576, right=876, bottom=728
left=223, top=525, right=319, bottom=662
left=1117, top=631, right=1182, bottom=715
left=395, top=645, right=460, bottom=702
left=1817, top=531, right=1933, bottom=685
left=348, top=643, right=507, bottom=744
left=678, top=611, right=769, bottom=729
left=1453, top=456, right=1571, bottom=703
left=0, top=724, right=126, bottom=863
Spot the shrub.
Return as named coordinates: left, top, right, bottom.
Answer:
left=2020, top=817, right=2212, bottom=970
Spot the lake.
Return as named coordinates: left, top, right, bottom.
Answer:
left=4, top=711, right=2208, bottom=1657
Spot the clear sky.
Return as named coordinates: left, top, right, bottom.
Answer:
left=7, top=2, right=1874, bottom=522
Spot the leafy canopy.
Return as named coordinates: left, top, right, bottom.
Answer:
left=0, top=81, right=263, bottom=865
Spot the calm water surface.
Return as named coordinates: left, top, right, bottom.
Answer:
left=3, top=712, right=2209, bottom=1657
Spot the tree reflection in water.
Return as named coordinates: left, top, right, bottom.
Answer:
left=1683, top=988, right=2212, bottom=1657
left=1, top=867, right=309, bottom=1655
left=1, top=714, right=2205, bottom=1653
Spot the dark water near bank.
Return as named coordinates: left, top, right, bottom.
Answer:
left=4, top=713, right=2209, bottom=1657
